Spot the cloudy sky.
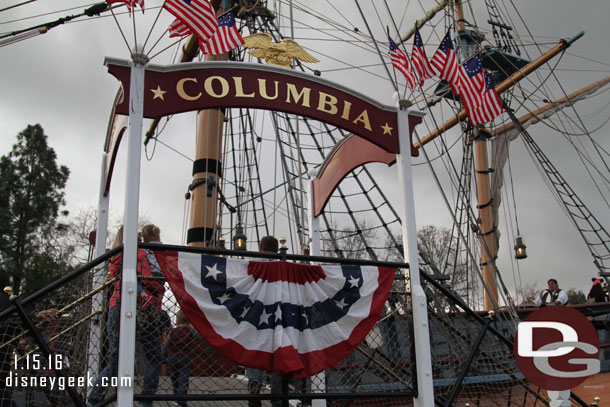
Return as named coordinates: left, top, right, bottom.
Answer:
left=1, top=0, right=609, bottom=302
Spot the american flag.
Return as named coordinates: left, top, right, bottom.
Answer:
left=168, top=18, right=191, bottom=38
left=155, top=251, right=395, bottom=377
left=163, top=0, right=218, bottom=45
left=468, top=74, right=504, bottom=125
left=107, top=0, right=144, bottom=12
left=389, top=37, right=416, bottom=89
left=411, top=28, right=434, bottom=86
left=430, top=32, right=460, bottom=95
left=457, top=54, right=485, bottom=113
left=199, top=11, right=244, bottom=55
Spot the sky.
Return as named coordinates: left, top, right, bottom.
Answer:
left=1, top=0, right=609, bottom=303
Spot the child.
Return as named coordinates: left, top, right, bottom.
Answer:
left=163, top=310, right=199, bottom=407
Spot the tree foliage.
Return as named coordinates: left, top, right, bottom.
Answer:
left=0, top=124, right=70, bottom=296
left=566, top=288, right=586, bottom=305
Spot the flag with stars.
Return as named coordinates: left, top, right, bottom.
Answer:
left=155, top=251, right=395, bottom=377
left=163, top=0, right=218, bottom=45
left=430, top=31, right=460, bottom=95
left=389, top=37, right=416, bottom=90
left=468, top=73, right=504, bottom=125
left=457, top=54, right=485, bottom=114
left=411, top=28, right=434, bottom=86
left=199, top=11, right=244, bottom=55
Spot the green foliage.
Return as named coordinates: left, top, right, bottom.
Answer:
left=0, top=124, right=70, bottom=296
left=566, top=288, right=586, bottom=305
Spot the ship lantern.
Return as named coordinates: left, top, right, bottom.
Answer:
left=514, top=235, right=527, bottom=259
left=233, top=224, right=247, bottom=251
left=217, top=239, right=226, bottom=257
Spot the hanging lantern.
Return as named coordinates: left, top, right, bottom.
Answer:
left=233, top=224, right=247, bottom=251
left=217, top=239, right=226, bottom=256
left=514, top=235, right=527, bottom=259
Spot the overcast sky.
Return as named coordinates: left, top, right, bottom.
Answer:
left=1, top=0, right=609, bottom=301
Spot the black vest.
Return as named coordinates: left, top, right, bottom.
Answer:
left=540, top=288, right=562, bottom=304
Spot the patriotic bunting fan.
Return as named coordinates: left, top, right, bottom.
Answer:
left=156, top=251, right=395, bottom=377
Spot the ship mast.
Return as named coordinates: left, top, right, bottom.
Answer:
left=423, top=2, right=584, bottom=310
left=455, top=0, right=499, bottom=310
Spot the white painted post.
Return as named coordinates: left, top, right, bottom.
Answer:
left=308, top=175, right=320, bottom=258
left=547, top=390, right=571, bottom=407
left=87, top=152, right=110, bottom=384
left=307, top=176, right=326, bottom=407
left=116, top=51, right=148, bottom=407
left=395, top=104, right=434, bottom=406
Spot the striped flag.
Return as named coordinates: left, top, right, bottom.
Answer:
left=199, top=11, right=244, bottom=55
left=389, top=37, right=416, bottom=89
left=155, top=251, right=395, bottom=377
left=430, top=31, right=460, bottom=95
left=457, top=54, right=485, bottom=113
left=468, top=74, right=504, bottom=125
left=163, top=0, right=218, bottom=45
left=411, top=28, right=434, bottom=86
left=168, top=18, right=191, bottom=38
left=107, top=0, right=144, bottom=11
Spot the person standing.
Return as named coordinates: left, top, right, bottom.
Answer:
left=534, top=278, right=569, bottom=306
left=587, top=278, right=607, bottom=303
left=163, top=311, right=199, bottom=407
left=87, top=226, right=164, bottom=407
left=246, top=236, right=282, bottom=407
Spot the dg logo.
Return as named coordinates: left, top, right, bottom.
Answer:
left=514, top=306, right=600, bottom=390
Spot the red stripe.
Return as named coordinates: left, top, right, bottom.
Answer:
left=247, top=261, right=326, bottom=284
left=164, top=0, right=217, bottom=43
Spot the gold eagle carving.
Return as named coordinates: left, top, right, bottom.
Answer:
left=242, top=33, right=319, bottom=67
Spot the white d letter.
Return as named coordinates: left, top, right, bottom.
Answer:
left=518, top=321, right=577, bottom=357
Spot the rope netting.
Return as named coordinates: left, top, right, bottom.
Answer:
left=3, top=246, right=604, bottom=406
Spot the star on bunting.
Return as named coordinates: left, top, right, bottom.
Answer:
left=348, top=277, right=360, bottom=288
left=205, top=263, right=222, bottom=280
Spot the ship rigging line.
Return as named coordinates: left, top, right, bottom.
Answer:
left=0, top=0, right=37, bottom=13
left=0, top=1, right=112, bottom=41
left=413, top=129, right=515, bottom=317
left=354, top=0, right=398, bottom=94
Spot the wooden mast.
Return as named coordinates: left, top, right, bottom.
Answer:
left=455, top=0, right=499, bottom=310
left=186, top=1, right=227, bottom=248
left=473, top=128, right=499, bottom=310
left=411, top=27, right=582, bottom=309
left=188, top=53, right=227, bottom=248
left=143, top=1, right=227, bottom=248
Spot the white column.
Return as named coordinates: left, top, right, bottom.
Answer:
left=395, top=105, right=434, bottom=406
left=87, top=153, right=110, bottom=384
left=308, top=175, right=320, bottom=257
left=547, top=390, right=571, bottom=407
left=307, top=175, right=325, bottom=407
left=117, top=51, right=148, bottom=407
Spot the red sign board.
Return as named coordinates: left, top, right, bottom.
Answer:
left=105, top=59, right=409, bottom=154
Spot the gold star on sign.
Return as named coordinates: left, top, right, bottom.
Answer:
left=151, top=86, right=166, bottom=100
left=381, top=122, right=393, bottom=136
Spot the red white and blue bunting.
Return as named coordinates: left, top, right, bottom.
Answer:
left=156, top=251, right=395, bottom=377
